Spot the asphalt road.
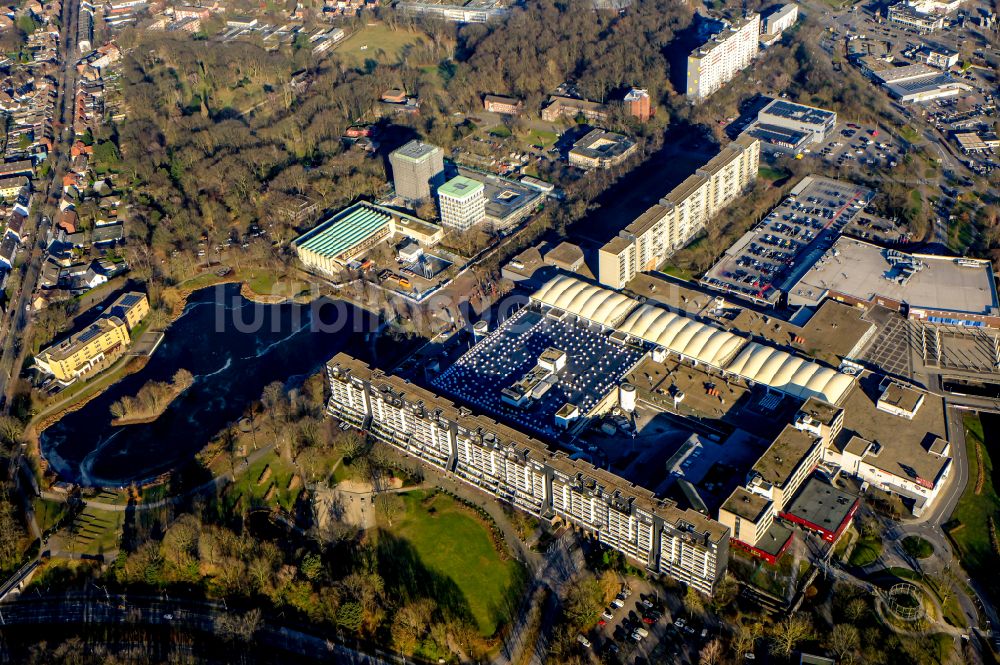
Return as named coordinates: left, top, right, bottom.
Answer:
left=0, top=0, right=81, bottom=406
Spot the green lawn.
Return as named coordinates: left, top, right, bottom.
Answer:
left=33, top=498, right=69, bottom=534
left=849, top=536, right=883, bottom=567
left=524, top=128, right=557, bottom=148
left=489, top=125, right=513, bottom=138
left=947, top=413, right=1000, bottom=598
left=660, top=264, right=695, bottom=281
left=378, top=490, right=524, bottom=637
left=897, top=125, right=922, bottom=144
left=62, top=506, right=124, bottom=557
left=331, top=456, right=365, bottom=485
left=335, top=23, right=424, bottom=67
left=245, top=269, right=278, bottom=296
left=758, top=166, right=790, bottom=182
left=902, top=535, right=934, bottom=559
left=223, top=452, right=302, bottom=514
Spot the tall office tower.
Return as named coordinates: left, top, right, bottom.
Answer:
left=389, top=140, right=445, bottom=200
left=438, top=175, right=486, bottom=231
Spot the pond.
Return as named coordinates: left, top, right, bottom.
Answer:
left=40, top=284, right=382, bottom=487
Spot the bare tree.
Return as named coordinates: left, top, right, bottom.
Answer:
left=732, top=621, right=763, bottom=658
left=699, top=639, right=723, bottom=665
left=829, top=623, right=859, bottom=663
left=374, top=493, right=404, bottom=527
left=770, top=613, right=812, bottom=658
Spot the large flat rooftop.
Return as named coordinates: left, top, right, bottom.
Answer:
left=789, top=236, right=999, bottom=318
left=752, top=425, right=818, bottom=490
left=700, top=176, right=874, bottom=306
left=759, top=99, right=836, bottom=127
left=431, top=307, right=645, bottom=439
left=784, top=476, right=858, bottom=534
left=390, top=140, right=440, bottom=163
left=836, top=371, right=949, bottom=487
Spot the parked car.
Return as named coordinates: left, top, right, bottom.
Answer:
left=601, top=610, right=614, bottom=621
left=611, top=598, right=624, bottom=609
left=577, top=635, right=591, bottom=648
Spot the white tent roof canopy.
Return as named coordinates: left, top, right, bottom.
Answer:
left=531, top=275, right=637, bottom=328
left=530, top=274, right=855, bottom=404
left=618, top=304, right=746, bottom=369
left=726, top=343, right=855, bottom=405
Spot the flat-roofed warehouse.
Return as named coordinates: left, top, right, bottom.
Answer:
left=788, top=236, right=1000, bottom=327
left=293, top=202, right=443, bottom=275
left=751, top=98, right=837, bottom=148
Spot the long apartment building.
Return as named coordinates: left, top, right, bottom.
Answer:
left=327, top=353, right=730, bottom=595
left=686, top=13, right=761, bottom=100
left=598, top=135, right=760, bottom=289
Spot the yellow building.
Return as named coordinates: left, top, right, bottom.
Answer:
left=34, top=292, right=149, bottom=383
left=0, top=175, right=28, bottom=199
left=108, top=292, right=150, bottom=331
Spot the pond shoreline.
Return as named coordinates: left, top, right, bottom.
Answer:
left=29, top=277, right=380, bottom=488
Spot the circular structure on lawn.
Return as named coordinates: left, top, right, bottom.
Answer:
left=882, top=582, right=926, bottom=622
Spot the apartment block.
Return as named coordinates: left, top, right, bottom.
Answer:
left=598, top=135, right=759, bottom=289
left=389, top=140, right=445, bottom=200
left=686, top=14, right=761, bottom=100
left=326, top=353, right=730, bottom=595
left=762, top=4, right=798, bottom=37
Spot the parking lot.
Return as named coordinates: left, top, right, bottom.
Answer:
left=700, top=176, right=874, bottom=305
left=581, top=582, right=715, bottom=664
left=817, top=123, right=905, bottom=171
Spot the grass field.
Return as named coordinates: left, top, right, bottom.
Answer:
left=660, top=264, right=696, bottom=281
left=758, top=166, right=790, bottom=182
left=33, top=498, right=69, bottom=534
left=947, top=413, right=1000, bottom=598
left=377, top=490, right=524, bottom=637
left=334, top=23, right=424, bottom=67
left=897, top=125, right=922, bottom=144
left=902, top=535, right=934, bottom=559
left=245, top=269, right=278, bottom=296
left=849, top=536, right=883, bottom=567
left=524, top=128, right=558, bottom=148
left=223, top=452, right=302, bottom=514
left=62, top=506, right=124, bottom=557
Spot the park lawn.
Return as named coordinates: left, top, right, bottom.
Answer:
left=849, top=536, right=883, bottom=567
left=382, top=490, right=524, bottom=637
left=947, top=414, right=1000, bottom=598
left=245, top=268, right=279, bottom=296
left=331, top=456, right=365, bottom=485
left=224, top=451, right=302, bottom=514
left=33, top=497, right=69, bottom=534
left=897, top=125, right=922, bottom=144
left=902, top=535, right=934, bottom=559
left=63, top=506, right=124, bottom=557
left=660, top=264, right=695, bottom=281
left=176, top=272, right=228, bottom=292
left=335, top=23, right=424, bottom=67
left=758, top=166, right=789, bottom=182
left=948, top=216, right=975, bottom=253
left=524, top=128, right=557, bottom=148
